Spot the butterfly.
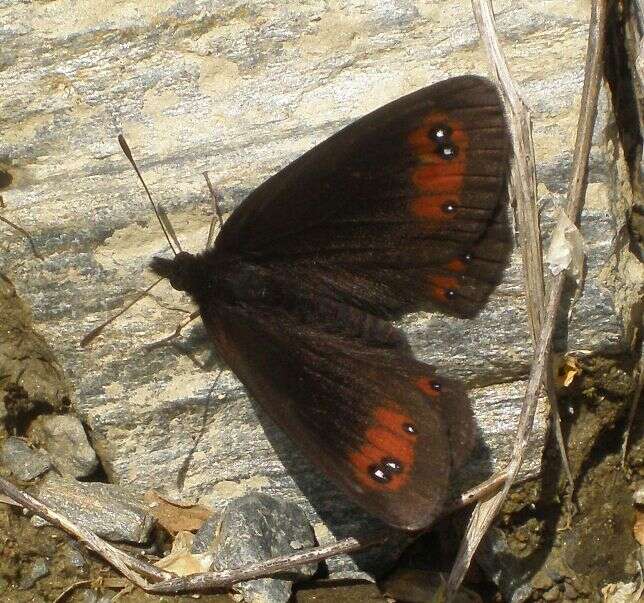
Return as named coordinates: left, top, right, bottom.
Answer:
left=150, top=75, right=512, bottom=531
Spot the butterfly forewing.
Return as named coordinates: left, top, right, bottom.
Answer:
left=215, top=76, right=511, bottom=319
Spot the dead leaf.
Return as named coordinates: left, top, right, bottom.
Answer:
left=556, top=355, right=583, bottom=387
left=155, top=530, right=213, bottom=576
left=601, top=580, right=643, bottom=602
left=144, top=490, right=213, bottom=534
left=545, top=207, right=586, bottom=284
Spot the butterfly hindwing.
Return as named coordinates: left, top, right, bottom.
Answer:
left=199, top=283, right=474, bottom=530
left=215, top=75, right=511, bottom=319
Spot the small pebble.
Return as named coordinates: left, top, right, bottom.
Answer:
left=542, top=584, right=562, bottom=601
left=634, top=482, right=644, bottom=505
left=563, top=581, right=578, bottom=599
left=30, top=515, right=49, bottom=528
left=546, top=569, right=564, bottom=583
left=35, top=474, right=154, bottom=543
left=0, top=436, right=51, bottom=481
left=77, top=590, right=100, bottom=603
left=18, top=557, right=49, bottom=589
left=28, top=414, right=98, bottom=479
left=191, top=512, right=219, bottom=554
left=80, top=589, right=115, bottom=603
left=531, top=573, right=554, bottom=591
left=64, top=542, right=87, bottom=570
left=210, top=493, right=316, bottom=603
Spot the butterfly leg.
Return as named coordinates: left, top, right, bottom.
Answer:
left=145, top=310, right=200, bottom=351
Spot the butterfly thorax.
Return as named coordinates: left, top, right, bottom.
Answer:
left=150, top=250, right=406, bottom=350
left=150, top=252, right=211, bottom=296
left=150, top=251, right=283, bottom=309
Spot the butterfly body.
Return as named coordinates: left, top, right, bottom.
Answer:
left=150, top=76, right=512, bottom=530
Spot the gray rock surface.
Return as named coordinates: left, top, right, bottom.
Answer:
left=210, top=493, right=317, bottom=603
left=34, top=474, right=155, bottom=544
left=0, top=0, right=639, bottom=576
left=0, top=436, right=51, bottom=481
left=28, top=414, right=98, bottom=479
left=191, top=510, right=220, bottom=555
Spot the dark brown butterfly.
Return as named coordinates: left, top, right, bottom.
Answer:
left=150, top=76, right=511, bottom=531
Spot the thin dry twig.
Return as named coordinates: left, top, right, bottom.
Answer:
left=0, top=475, right=168, bottom=588
left=546, top=373, right=576, bottom=494
left=52, top=579, right=92, bottom=603
left=447, top=0, right=610, bottom=597
left=469, top=0, right=574, bottom=524
left=446, top=468, right=538, bottom=514
left=0, top=474, right=376, bottom=594
left=0, top=463, right=531, bottom=595
left=622, top=354, right=643, bottom=467
left=146, top=537, right=375, bottom=593
left=0, top=214, right=44, bottom=260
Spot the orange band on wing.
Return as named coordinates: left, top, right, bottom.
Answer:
left=410, top=194, right=458, bottom=222
left=416, top=376, right=441, bottom=398
left=407, top=114, right=469, bottom=229
left=349, top=403, right=417, bottom=492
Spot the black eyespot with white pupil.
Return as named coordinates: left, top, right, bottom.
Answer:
left=429, top=125, right=452, bottom=141
left=383, top=458, right=402, bottom=473
left=428, top=124, right=458, bottom=159
left=369, top=457, right=404, bottom=483
left=370, top=466, right=389, bottom=483
left=442, top=201, right=457, bottom=213
left=403, top=423, right=417, bottom=435
left=437, top=143, right=458, bottom=159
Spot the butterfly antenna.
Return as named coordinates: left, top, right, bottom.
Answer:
left=202, top=171, right=224, bottom=249
left=117, top=134, right=182, bottom=255
left=80, top=277, right=165, bottom=347
left=157, top=206, right=183, bottom=254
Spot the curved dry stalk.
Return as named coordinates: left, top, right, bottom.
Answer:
left=447, top=0, right=610, bottom=598
left=145, top=537, right=375, bottom=593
